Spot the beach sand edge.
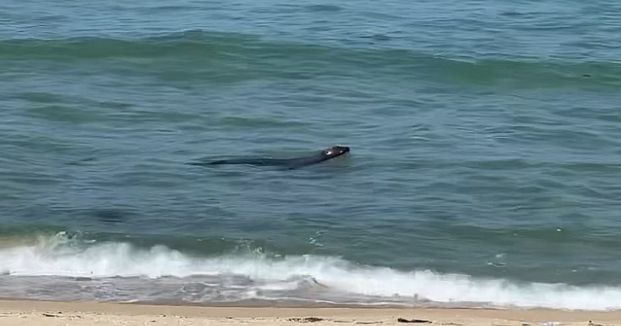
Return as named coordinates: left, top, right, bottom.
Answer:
left=0, top=299, right=618, bottom=326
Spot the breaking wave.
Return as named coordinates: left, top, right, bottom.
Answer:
left=0, top=231, right=619, bottom=311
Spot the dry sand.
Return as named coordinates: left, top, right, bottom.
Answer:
left=0, top=299, right=618, bottom=326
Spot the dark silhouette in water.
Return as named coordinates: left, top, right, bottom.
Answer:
left=191, top=145, right=350, bottom=169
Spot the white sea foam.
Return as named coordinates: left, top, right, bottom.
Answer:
left=0, top=232, right=619, bottom=311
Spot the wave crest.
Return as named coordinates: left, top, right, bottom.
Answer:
left=0, top=232, right=619, bottom=310
left=1, top=30, right=618, bottom=90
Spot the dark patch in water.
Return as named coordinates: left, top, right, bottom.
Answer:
left=91, top=209, right=130, bottom=223
left=28, top=105, right=100, bottom=125
left=66, top=157, right=97, bottom=166
left=305, top=4, right=342, bottom=12
left=98, top=101, right=133, bottom=109
left=16, top=91, right=65, bottom=104
left=500, top=11, right=528, bottom=17
left=74, top=277, right=92, bottom=281
left=361, top=34, right=392, bottom=42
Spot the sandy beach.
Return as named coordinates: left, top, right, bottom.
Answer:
left=0, top=299, right=619, bottom=326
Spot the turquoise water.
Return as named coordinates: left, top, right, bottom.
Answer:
left=1, top=0, right=621, bottom=310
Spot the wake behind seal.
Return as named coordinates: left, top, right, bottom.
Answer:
left=191, top=145, right=350, bottom=170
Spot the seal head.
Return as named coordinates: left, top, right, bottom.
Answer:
left=320, top=145, right=350, bottom=161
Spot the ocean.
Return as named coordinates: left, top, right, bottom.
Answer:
left=1, top=0, right=621, bottom=311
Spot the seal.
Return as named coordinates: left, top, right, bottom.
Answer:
left=193, top=145, right=350, bottom=169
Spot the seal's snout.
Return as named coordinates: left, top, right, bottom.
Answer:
left=336, top=145, right=350, bottom=153
left=325, top=145, right=350, bottom=158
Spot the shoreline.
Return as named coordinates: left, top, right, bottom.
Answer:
left=0, top=298, right=620, bottom=326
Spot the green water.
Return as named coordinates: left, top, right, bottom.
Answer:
left=1, top=0, right=621, bottom=311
